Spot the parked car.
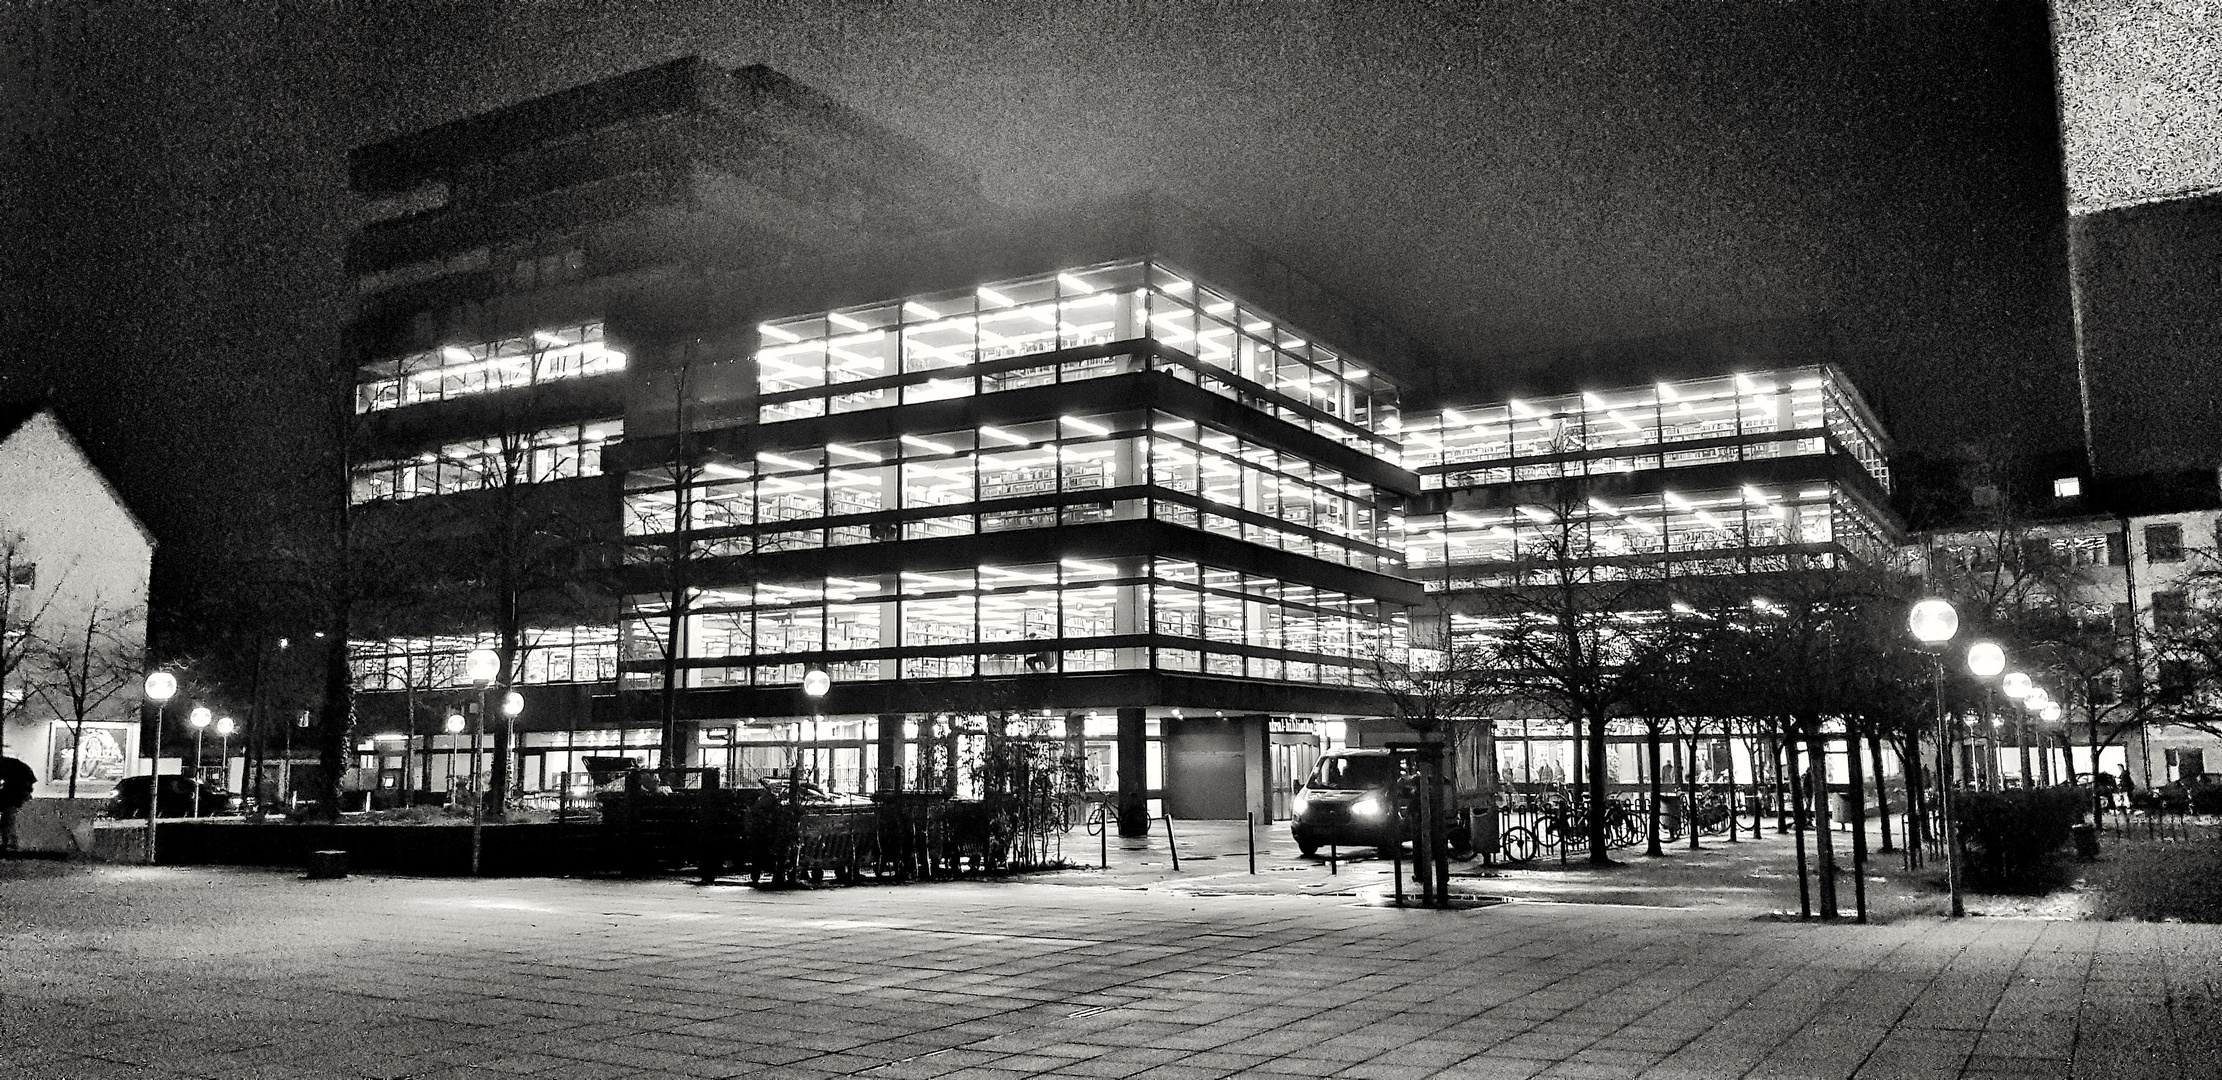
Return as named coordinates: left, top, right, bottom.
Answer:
left=1289, top=749, right=1417, bottom=857
left=106, top=776, right=238, bottom=819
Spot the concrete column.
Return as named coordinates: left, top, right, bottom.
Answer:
left=875, top=714, right=902, bottom=791
left=1117, top=706, right=1148, bottom=837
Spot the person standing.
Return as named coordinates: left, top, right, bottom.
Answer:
left=0, top=754, right=36, bottom=853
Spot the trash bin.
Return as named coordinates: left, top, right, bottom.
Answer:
left=2070, top=823, right=2099, bottom=861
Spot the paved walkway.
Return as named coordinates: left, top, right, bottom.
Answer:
left=1043, top=817, right=1964, bottom=918
left=2, top=858, right=2216, bottom=1079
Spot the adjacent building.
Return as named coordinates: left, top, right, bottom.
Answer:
left=1917, top=465, right=2222, bottom=790
left=0, top=404, right=155, bottom=849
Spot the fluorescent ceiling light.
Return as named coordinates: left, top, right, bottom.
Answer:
left=902, top=300, right=939, bottom=319
left=977, top=286, right=1016, bottom=307
left=1063, top=415, right=1111, bottom=436
left=979, top=425, right=1031, bottom=446
left=532, top=331, right=567, bottom=347
left=1057, top=272, right=1095, bottom=294
left=825, top=443, right=882, bottom=462
left=758, top=323, right=802, bottom=343
left=441, top=346, right=473, bottom=363
left=827, top=311, right=871, bottom=332
left=901, top=434, right=957, bottom=455
left=756, top=451, right=813, bottom=470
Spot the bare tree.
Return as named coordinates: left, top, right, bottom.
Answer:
left=1367, top=633, right=1507, bottom=900
left=0, top=533, right=61, bottom=728
left=27, top=597, right=144, bottom=798
left=1443, top=477, right=1680, bottom=865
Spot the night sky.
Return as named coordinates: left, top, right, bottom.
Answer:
left=3, top=0, right=2074, bottom=637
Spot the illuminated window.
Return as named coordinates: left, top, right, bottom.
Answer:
left=354, top=323, right=620, bottom=413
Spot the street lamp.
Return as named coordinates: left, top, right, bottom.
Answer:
left=2022, top=688, right=2053, bottom=786
left=142, top=671, right=177, bottom=864
left=215, top=717, right=234, bottom=798
left=503, top=691, right=524, bottom=800
left=801, top=665, right=830, bottom=793
left=1906, top=598, right=1965, bottom=917
left=1967, top=643, right=2004, bottom=680
left=188, top=707, right=213, bottom=815
left=1967, top=645, right=2005, bottom=791
left=444, top=713, right=465, bottom=804
left=466, top=647, right=499, bottom=876
left=2000, top=675, right=2035, bottom=790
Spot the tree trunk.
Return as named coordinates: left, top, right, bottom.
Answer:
left=1585, top=708, right=1610, bottom=865
left=1870, top=734, right=1894, bottom=853
left=1788, top=736, right=1811, bottom=918
left=1810, top=728, right=1838, bottom=919
left=1847, top=726, right=1869, bottom=923
left=1645, top=722, right=1663, bottom=857
left=1774, top=734, right=1791, bottom=834
left=1900, top=731, right=1927, bottom=854
left=1684, top=724, right=1700, bottom=851
left=2018, top=713, right=2033, bottom=789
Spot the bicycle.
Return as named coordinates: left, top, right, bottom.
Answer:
left=1084, top=798, right=1146, bottom=837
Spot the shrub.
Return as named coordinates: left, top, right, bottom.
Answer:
left=1954, top=787, right=2085, bottom=893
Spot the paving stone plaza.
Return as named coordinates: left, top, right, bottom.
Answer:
left=2, top=854, right=2216, bottom=1080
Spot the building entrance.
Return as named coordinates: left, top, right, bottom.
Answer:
left=1270, top=732, right=1320, bottom=821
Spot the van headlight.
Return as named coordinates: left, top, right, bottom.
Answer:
left=1291, top=790, right=1310, bottom=817
left=1353, top=795, right=1386, bottom=820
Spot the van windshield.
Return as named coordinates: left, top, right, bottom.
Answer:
left=1309, top=755, right=1401, bottom=790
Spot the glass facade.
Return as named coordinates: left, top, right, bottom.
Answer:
left=615, top=258, right=1414, bottom=702
left=354, top=321, right=623, bottom=414
left=623, top=556, right=1400, bottom=690
left=623, top=411, right=1395, bottom=570
left=1404, top=480, right=1894, bottom=587
left=351, top=420, right=618, bottom=504
left=1401, top=366, right=1887, bottom=492
left=349, top=626, right=621, bottom=690
left=752, top=260, right=1398, bottom=456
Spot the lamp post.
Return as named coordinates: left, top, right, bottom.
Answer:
left=142, top=671, right=177, bottom=865
left=466, top=647, right=499, bottom=876
left=215, top=717, right=234, bottom=800
left=503, top=691, right=525, bottom=802
left=2039, top=700, right=2064, bottom=786
left=188, top=707, right=212, bottom=816
left=802, top=665, right=830, bottom=798
left=2023, top=688, right=2053, bottom=787
left=1968, top=644, right=2006, bottom=794
left=1908, top=598, right=1965, bottom=918
left=2001, top=672, right=2033, bottom=793
left=444, top=713, right=465, bottom=803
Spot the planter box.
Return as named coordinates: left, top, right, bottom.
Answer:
left=145, top=820, right=598, bottom=876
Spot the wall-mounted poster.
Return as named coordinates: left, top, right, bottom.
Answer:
left=46, top=721, right=134, bottom=797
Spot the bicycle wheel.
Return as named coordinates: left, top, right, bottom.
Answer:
left=1500, top=826, right=1539, bottom=863
left=1700, top=800, right=1731, bottom=836
left=1735, top=798, right=1764, bottom=834
left=1537, top=815, right=1564, bottom=852
left=1083, top=803, right=1109, bottom=837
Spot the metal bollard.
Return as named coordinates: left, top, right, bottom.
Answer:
left=1330, top=841, right=1338, bottom=874
left=1163, top=812, right=1180, bottom=871
left=1392, top=846, right=1404, bottom=906
left=1246, top=812, right=1256, bottom=874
